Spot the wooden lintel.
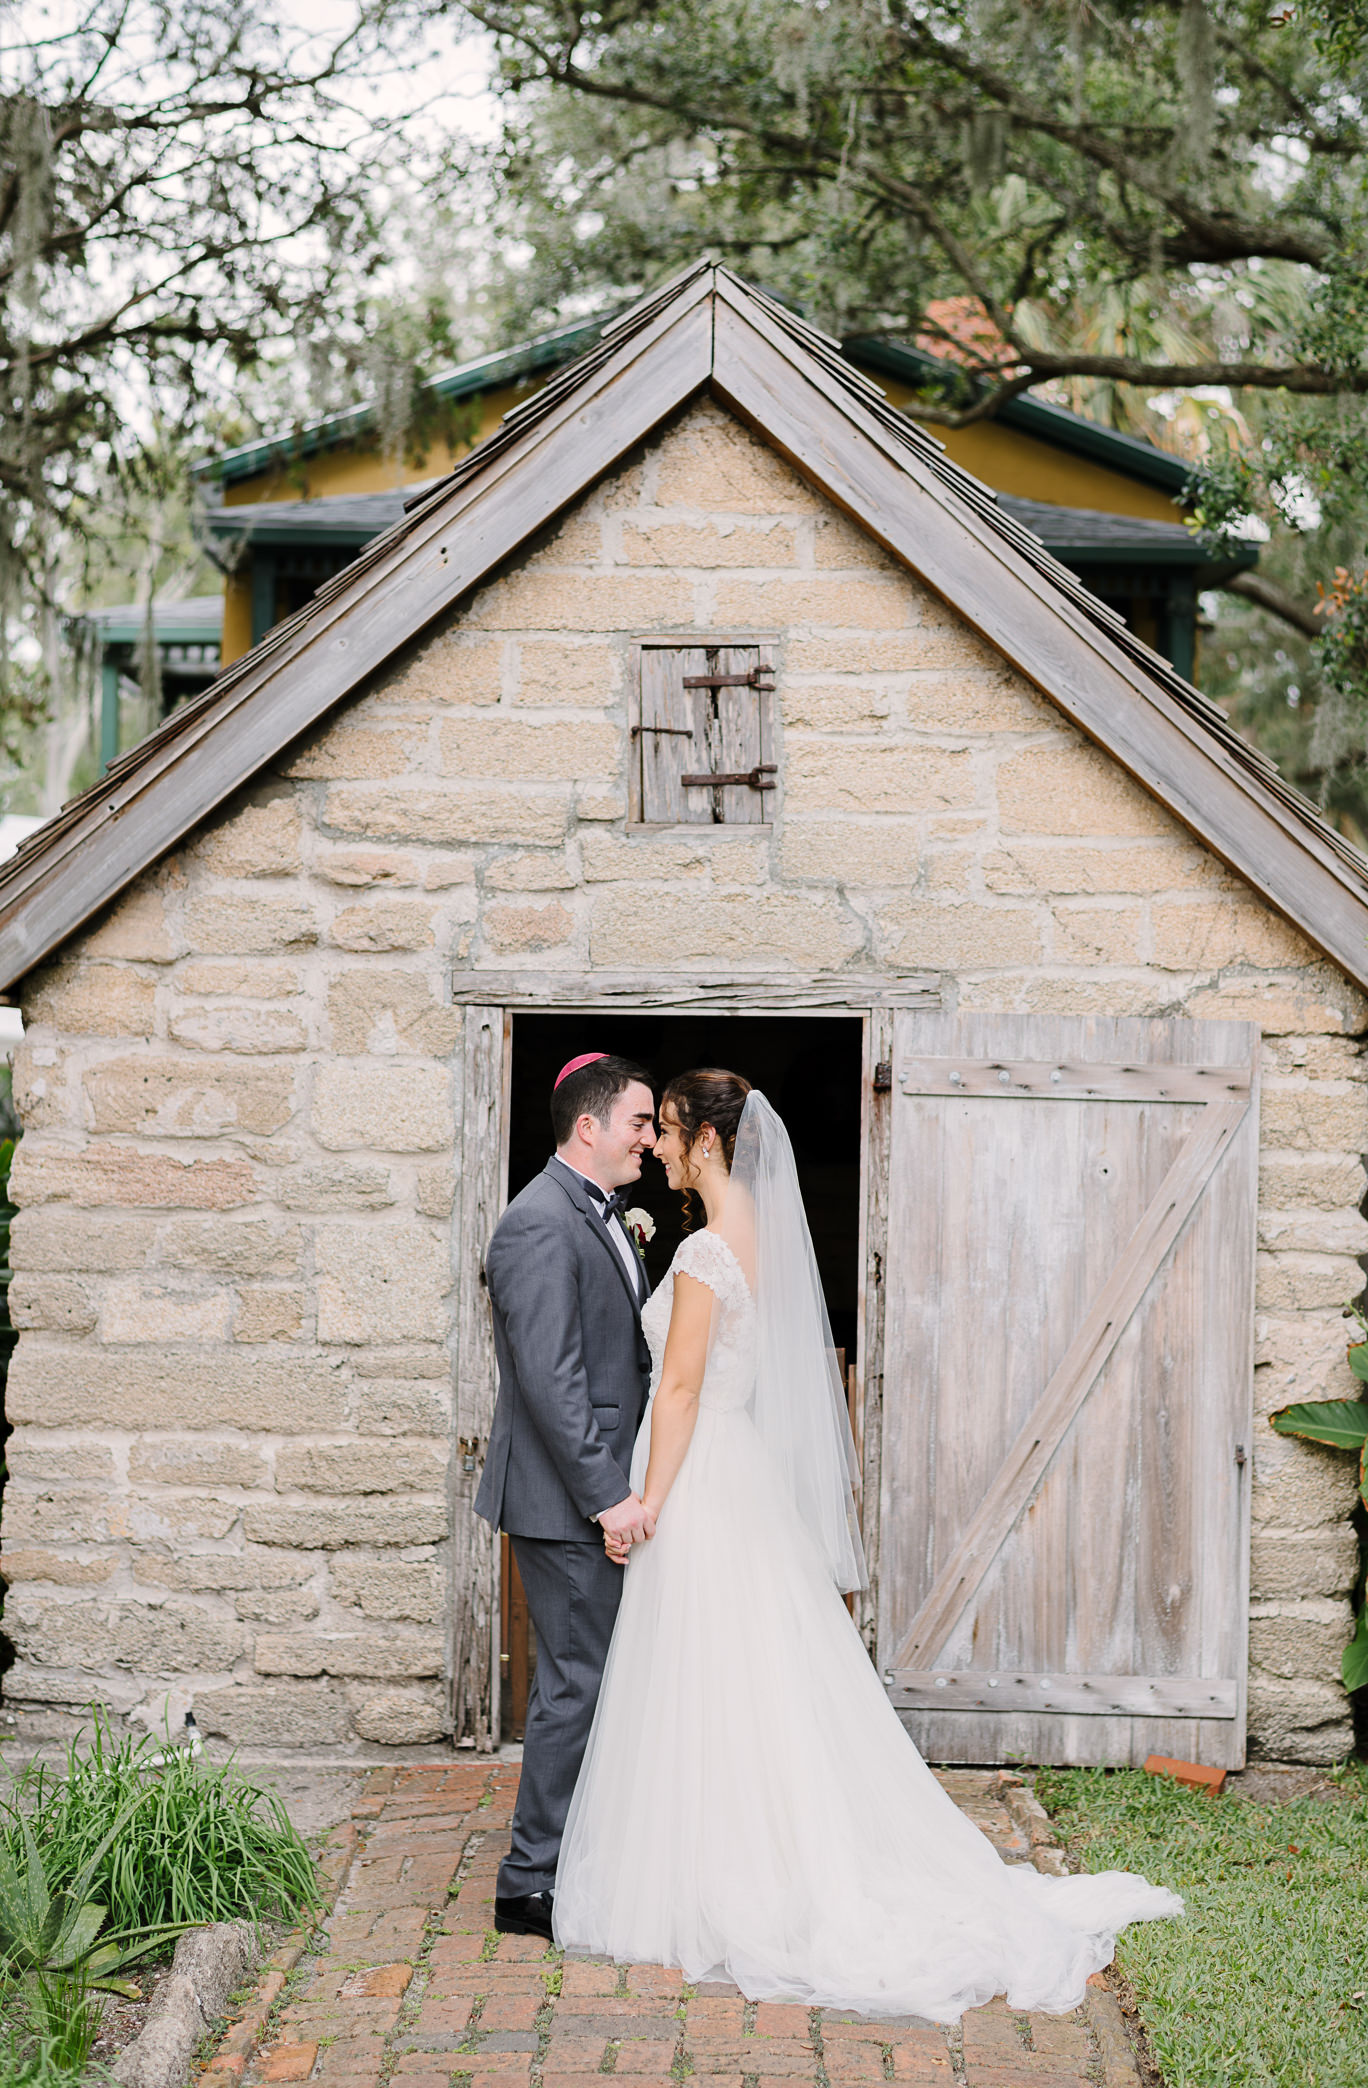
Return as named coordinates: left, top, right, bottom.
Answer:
left=447, top=970, right=941, bottom=1011
left=887, top=1671, right=1239, bottom=1719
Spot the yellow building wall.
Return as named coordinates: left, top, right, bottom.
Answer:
left=218, top=386, right=531, bottom=508
left=222, top=572, right=254, bottom=665
left=873, top=377, right=1182, bottom=522
left=211, top=366, right=1181, bottom=665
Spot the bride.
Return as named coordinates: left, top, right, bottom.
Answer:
left=553, top=1067, right=1181, bottom=2021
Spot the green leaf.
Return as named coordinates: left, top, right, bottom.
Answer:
left=87, top=1974, right=143, bottom=1999
left=48, top=1900, right=107, bottom=1967
left=1343, top=1604, right=1368, bottom=1693
left=1348, top=1342, right=1368, bottom=1380
left=1269, top=1399, right=1368, bottom=1449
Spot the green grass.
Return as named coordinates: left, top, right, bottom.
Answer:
left=1037, top=1762, right=1368, bottom=2088
left=2, top=1712, right=321, bottom=1934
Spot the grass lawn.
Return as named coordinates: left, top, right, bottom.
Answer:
left=1036, top=1763, right=1368, bottom=2088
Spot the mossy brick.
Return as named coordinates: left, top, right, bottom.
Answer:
left=183, top=895, right=319, bottom=953
left=311, top=1063, right=454, bottom=1152
left=242, top=1501, right=448, bottom=1549
left=83, top=1055, right=296, bottom=1138
left=7, top=1348, right=347, bottom=1431
left=24, top=964, right=156, bottom=1038
left=169, top=1004, right=308, bottom=1053
left=329, top=902, right=438, bottom=952
left=196, top=797, right=305, bottom=877
left=325, top=782, right=569, bottom=847
left=284, top=724, right=417, bottom=780
left=275, top=1440, right=447, bottom=1496
left=314, top=1223, right=450, bottom=1344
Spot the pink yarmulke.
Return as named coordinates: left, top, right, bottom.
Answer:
left=554, top=1051, right=609, bottom=1089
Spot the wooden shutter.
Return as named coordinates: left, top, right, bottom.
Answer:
left=635, top=643, right=773, bottom=824
left=876, top=1012, right=1258, bottom=1769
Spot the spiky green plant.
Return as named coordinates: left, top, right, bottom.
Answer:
left=0, top=1796, right=189, bottom=2000
left=4, top=1710, right=320, bottom=1935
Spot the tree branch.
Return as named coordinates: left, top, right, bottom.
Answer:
left=1223, top=570, right=1323, bottom=639
left=882, top=7, right=1335, bottom=267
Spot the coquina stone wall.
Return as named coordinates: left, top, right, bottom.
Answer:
left=3, top=399, right=1364, bottom=1759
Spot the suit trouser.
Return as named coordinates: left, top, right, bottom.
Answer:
left=499, top=1534, right=624, bottom=1898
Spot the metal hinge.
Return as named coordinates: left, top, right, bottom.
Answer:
left=631, top=723, right=695, bottom=738
left=1234, top=1443, right=1247, bottom=1467
left=682, top=664, right=775, bottom=690
left=680, top=764, right=777, bottom=791
left=873, top=1061, right=893, bottom=1092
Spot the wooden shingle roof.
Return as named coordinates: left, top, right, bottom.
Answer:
left=2, top=261, right=1365, bottom=992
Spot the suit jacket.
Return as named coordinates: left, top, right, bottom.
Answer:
left=475, top=1157, right=653, bottom=1541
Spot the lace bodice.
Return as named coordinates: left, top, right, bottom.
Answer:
left=640, top=1229, right=757, bottom=1411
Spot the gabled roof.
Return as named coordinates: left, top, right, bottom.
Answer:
left=2, top=261, right=1365, bottom=993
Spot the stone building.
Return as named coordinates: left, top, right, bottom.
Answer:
left=0, top=265, right=1364, bottom=1765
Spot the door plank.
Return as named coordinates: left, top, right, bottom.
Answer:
left=887, top=1671, right=1237, bottom=1718
left=639, top=645, right=707, bottom=824
left=899, top=1058, right=1250, bottom=1104
left=887, top=1089, right=1249, bottom=1675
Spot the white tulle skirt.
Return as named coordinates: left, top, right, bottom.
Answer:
left=554, top=1397, right=1181, bottom=2022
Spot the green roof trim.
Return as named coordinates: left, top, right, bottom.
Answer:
left=843, top=337, right=1195, bottom=499
left=70, top=597, right=224, bottom=648
left=195, top=316, right=613, bottom=488
left=196, top=308, right=1200, bottom=502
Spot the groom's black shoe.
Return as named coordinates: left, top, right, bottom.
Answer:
left=494, top=1891, right=554, bottom=1940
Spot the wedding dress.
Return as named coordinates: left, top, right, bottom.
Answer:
left=554, top=1099, right=1181, bottom=2022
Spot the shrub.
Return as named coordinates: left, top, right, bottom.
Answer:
left=3, top=1712, right=320, bottom=1934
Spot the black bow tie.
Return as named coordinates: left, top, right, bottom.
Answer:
left=584, top=1181, right=628, bottom=1222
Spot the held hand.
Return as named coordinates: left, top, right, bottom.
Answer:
left=605, top=1495, right=660, bottom=1560
left=597, top=1491, right=651, bottom=1548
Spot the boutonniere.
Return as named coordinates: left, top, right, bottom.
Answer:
left=623, top=1208, right=655, bottom=1253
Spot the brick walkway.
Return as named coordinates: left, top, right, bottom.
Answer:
left=221, top=1763, right=1140, bottom=2088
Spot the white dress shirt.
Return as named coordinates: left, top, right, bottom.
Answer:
left=561, top=1161, right=644, bottom=1296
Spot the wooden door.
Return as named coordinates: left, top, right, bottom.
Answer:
left=876, top=1013, right=1258, bottom=1768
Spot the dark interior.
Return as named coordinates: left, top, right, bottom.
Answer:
left=499, top=1012, right=864, bottom=1739
left=506, top=1013, right=864, bottom=1359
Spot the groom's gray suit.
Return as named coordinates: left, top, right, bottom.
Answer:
left=476, top=1155, right=651, bottom=1897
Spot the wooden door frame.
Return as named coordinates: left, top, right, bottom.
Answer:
left=446, top=969, right=936, bottom=1745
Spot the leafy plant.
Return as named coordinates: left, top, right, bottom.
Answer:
left=0, top=1796, right=188, bottom=2000
left=1270, top=1313, right=1368, bottom=1692
left=21, top=1969, right=104, bottom=2078
left=0, top=2011, right=100, bottom=2088
left=5, top=1711, right=321, bottom=1935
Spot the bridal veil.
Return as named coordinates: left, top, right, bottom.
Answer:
left=718, top=1092, right=867, bottom=1593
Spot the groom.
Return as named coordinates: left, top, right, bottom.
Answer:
left=476, top=1052, right=658, bottom=1940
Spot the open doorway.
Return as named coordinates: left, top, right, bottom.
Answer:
left=499, top=1011, right=865, bottom=1738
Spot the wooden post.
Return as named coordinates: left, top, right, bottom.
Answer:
left=449, top=1004, right=508, bottom=1749
left=854, top=1005, right=893, bottom=1653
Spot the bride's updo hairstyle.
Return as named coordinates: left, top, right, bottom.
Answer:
left=662, top=1068, right=751, bottom=1226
